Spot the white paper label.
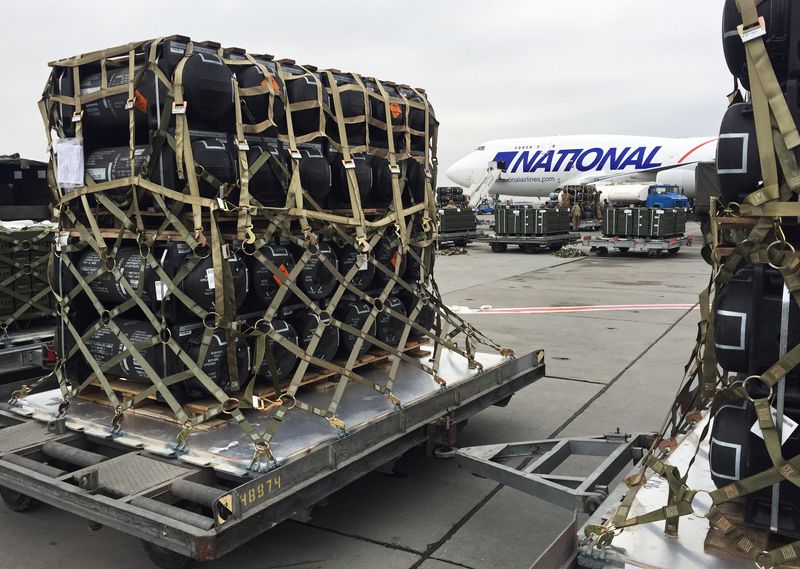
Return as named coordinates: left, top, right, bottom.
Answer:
left=206, top=268, right=216, bottom=289
left=54, top=138, right=85, bottom=190
left=154, top=281, right=168, bottom=301
left=13, top=171, right=22, bottom=180
left=357, top=254, right=369, bottom=271
left=86, top=168, right=108, bottom=181
left=751, top=407, right=799, bottom=446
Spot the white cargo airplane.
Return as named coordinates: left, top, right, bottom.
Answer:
left=445, top=135, right=717, bottom=203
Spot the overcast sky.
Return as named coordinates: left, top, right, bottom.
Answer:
left=2, top=0, right=730, bottom=184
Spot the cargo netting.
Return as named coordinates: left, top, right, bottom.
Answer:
left=22, top=35, right=511, bottom=471
left=588, top=2, right=800, bottom=567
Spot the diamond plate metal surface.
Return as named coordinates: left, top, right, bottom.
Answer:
left=97, top=454, right=191, bottom=497
left=0, top=421, right=55, bottom=453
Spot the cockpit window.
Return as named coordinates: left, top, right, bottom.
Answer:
left=476, top=145, right=485, bottom=151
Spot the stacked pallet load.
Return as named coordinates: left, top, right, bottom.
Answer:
left=494, top=205, right=570, bottom=236
left=593, top=2, right=800, bottom=567
left=0, top=156, right=56, bottom=338
left=26, top=36, right=512, bottom=466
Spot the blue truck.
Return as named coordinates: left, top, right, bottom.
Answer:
left=644, top=184, right=690, bottom=208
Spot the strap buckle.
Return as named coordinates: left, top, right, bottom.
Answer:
left=124, top=98, right=135, bottom=110
left=342, top=159, right=356, bottom=170
left=737, top=16, right=767, bottom=43
left=289, top=149, right=302, bottom=160
left=389, top=164, right=401, bottom=175
left=8, top=384, right=31, bottom=405
left=71, top=111, right=83, bottom=123
left=326, top=414, right=346, bottom=431
left=172, top=101, right=188, bottom=115
left=175, top=420, right=193, bottom=451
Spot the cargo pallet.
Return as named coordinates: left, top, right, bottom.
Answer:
left=0, top=348, right=544, bottom=569
left=0, top=326, right=53, bottom=378
left=476, top=232, right=580, bottom=253
left=582, top=234, right=689, bottom=257
left=435, top=229, right=482, bottom=248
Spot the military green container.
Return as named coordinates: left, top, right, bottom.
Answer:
left=602, top=208, right=617, bottom=236
left=494, top=207, right=506, bottom=234
left=439, top=207, right=477, bottom=233
left=650, top=209, right=672, bottom=237
left=527, top=208, right=570, bottom=235
left=495, top=205, right=524, bottom=235
left=675, top=209, right=687, bottom=235
left=633, top=208, right=653, bottom=237
left=615, top=208, right=635, bottom=237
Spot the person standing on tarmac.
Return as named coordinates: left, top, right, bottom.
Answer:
left=594, top=192, right=603, bottom=219
left=571, top=202, right=582, bottom=231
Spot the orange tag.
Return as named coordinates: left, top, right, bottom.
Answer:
left=133, top=89, right=148, bottom=114
left=389, top=103, right=402, bottom=120
left=390, top=252, right=399, bottom=267
left=273, top=263, right=290, bottom=286
left=260, top=76, right=281, bottom=92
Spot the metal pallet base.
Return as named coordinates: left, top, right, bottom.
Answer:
left=0, top=348, right=544, bottom=563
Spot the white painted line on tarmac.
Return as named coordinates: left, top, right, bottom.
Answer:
left=448, top=303, right=698, bottom=315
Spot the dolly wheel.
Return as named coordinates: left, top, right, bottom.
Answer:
left=490, top=243, right=507, bottom=253
left=596, top=247, right=609, bottom=257
left=142, top=541, right=192, bottom=569
left=523, top=243, right=538, bottom=254
left=668, top=247, right=680, bottom=255
left=618, top=247, right=630, bottom=254
left=0, top=486, right=40, bottom=512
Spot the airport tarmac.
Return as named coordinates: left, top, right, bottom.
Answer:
left=0, top=223, right=708, bottom=569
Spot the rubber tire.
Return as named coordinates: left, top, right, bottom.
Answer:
left=142, top=541, right=192, bottom=569
left=596, top=247, right=609, bottom=257
left=548, top=244, right=562, bottom=252
left=490, top=243, right=507, bottom=253
left=523, top=243, right=538, bottom=254
left=0, top=486, right=39, bottom=512
left=454, top=239, right=468, bottom=247
left=618, top=247, right=630, bottom=254
left=668, top=247, right=680, bottom=255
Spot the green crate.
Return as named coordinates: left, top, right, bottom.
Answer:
left=439, top=207, right=477, bottom=233
left=650, top=209, right=672, bottom=237
left=529, top=208, right=570, bottom=235
left=602, top=208, right=616, bottom=236
left=633, top=208, right=653, bottom=237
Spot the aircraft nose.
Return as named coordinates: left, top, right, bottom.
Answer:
left=446, top=157, right=472, bottom=187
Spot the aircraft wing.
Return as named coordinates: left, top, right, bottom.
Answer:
left=560, top=162, right=690, bottom=188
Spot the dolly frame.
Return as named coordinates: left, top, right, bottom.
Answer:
left=476, top=232, right=581, bottom=253
left=456, top=432, right=653, bottom=516
left=0, top=350, right=544, bottom=567
left=582, top=235, right=689, bottom=257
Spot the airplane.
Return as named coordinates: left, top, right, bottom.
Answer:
left=445, top=135, right=717, bottom=204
